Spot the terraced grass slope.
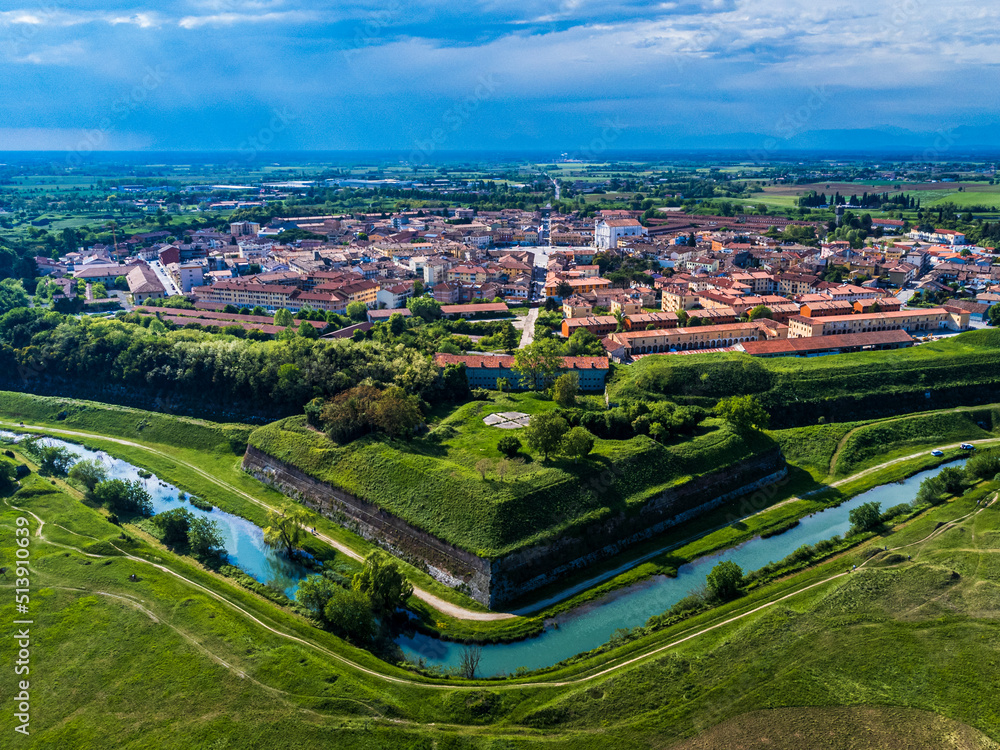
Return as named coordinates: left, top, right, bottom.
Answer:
left=609, top=329, right=1000, bottom=428
left=247, top=393, right=771, bottom=558
left=770, top=406, right=1000, bottom=480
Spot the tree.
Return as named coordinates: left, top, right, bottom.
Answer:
left=552, top=372, right=579, bottom=407
left=525, top=412, right=569, bottom=460
left=715, top=395, right=770, bottom=433
left=915, top=475, right=946, bottom=506
left=499, top=322, right=519, bottom=354
left=352, top=550, right=413, bottom=614
left=92, top=479, right=153, bottom=516
left=495, top=376, right=510, bottom=393
left=562, top=426, right=595, bottom=461
left=458, top=644, right=483, bottom=679
left=989, top=305, right=1000, bottom=327
left=273, top=308, right=294, bottom=327
left=68, top=459, right=108, bottom=492
left=187, top=515, right=225, bottom=559
left=388, top=312, right=407, bottom=336
left=497, top=435, right=521, bottom=458
left=0, top=458, right=16, bottom=491
left=706, top=561, right=743, bottom=601
left=323, top=584, right=376, bottom=644
left=513, top=338, right=563, bottom=390
left=346, top=301, right=368, bottom=322
left=475, top=458, right=491, bottom=480
left=747, top=305, right=773, bottom=321
left=25, top=440, right=77, bottom=476
left=938, top=466, right=966, bottom=496
left=152, top=507, right=192, bottom=546
left=297, top=319, right=319, bottom=339
left=262, top=507, right=310, bottom=558
left=407, top=296, right=442, bottom=322
left=114, top=275, right=127, bottom=290
left=369, top=386, right=422, bottom=438
left=564, top=327, right=604, bottom=356
left=849, top=501, right=883, bottom=534
left=0, top=278, right=29, bottom=315
left=297, top=575, right=377, bottom=643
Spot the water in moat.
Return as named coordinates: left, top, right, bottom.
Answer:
left=396, top=459, right=966, bottom=676
left=2, top=430, right=964, bottom=676
left=1, top=431, right=310, bottom=597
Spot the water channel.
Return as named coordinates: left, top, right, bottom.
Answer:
left=2, top=430, right=963, bottom=676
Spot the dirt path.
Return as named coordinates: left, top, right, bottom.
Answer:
left=1, top=421, right=513, bottom=622
left=827, top=404, right=997, bottom=477
left=4, top=476, right=991, bottom=693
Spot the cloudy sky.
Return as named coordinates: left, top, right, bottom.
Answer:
left=1, top=0, right=999, bottom=154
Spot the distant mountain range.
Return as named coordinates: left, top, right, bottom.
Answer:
left=663, top=125, right=1000, bottom=156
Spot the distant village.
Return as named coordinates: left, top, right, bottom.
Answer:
left=35, top=202, right=998, bottom=386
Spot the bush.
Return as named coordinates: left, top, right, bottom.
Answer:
left=92, top=479, right=153, bottom=516
left=497, top=435, right=521, bottom=458
left=849, top=501, right=882, bottom=534
left=706, top=560, right=744, bottom=601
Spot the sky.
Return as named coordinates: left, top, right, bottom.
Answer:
left=1, top=0, right=1000, bottom=157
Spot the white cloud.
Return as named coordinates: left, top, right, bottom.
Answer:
left=177, top=10, right=317, bottom=28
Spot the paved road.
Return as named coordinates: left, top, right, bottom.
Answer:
left=148, top=259, right=182, bottom=297
left=519, top=307, right=539, bottom=348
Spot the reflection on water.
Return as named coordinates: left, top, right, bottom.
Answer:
left=398, top=458, right=967, bottom=676
left=3, top=430, right=965, bottom=676
left=1, top=431, right=311, bottom=598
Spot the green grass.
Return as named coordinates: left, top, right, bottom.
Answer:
left=4, top=428, right=1000, bottom=747
left=609, top=329, right=1000, bottom=427
left=927, top=190, right=1000, bottom=207
left=247, top=393, right=772, bottom=558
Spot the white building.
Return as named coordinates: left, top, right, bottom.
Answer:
left=594, top=218, right=647, bottom=250
left=168, top=261, right=206, bottom=293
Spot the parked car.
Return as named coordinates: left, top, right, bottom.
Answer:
left=960, top=443, right=976, bottom=451
left=931, top=449, right=945, bottom=457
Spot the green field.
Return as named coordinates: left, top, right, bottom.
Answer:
left=248, top=393, right=769, bottom=558
left=928, top=190, right=1000, bottom=208
left=4, top=434, right=1000, bottom=747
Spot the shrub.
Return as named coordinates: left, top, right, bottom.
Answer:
left=849, top=501, right=882, bottom=534
left=706, top=560, right=744, bottom=601
left=497, top=435, right=521, bottom=458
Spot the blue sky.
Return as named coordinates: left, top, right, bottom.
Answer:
left=1, top=0, right=999, bottom=155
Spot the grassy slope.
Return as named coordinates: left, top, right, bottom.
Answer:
left=0, top=390, right=503, bottom=617
left=609, top=330, right=1000, bottom=425
left=248, top=393, right=770, bottom=558
left=770, top=406, right=1000, bottom=481
left=4, top=449, right=1000, bottom=748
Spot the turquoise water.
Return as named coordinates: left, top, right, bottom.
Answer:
left=3, top=429, right=965, bottom=676
left=2, top=431, right=310, bottom=598
left=396, top=459, right=967, bottom=676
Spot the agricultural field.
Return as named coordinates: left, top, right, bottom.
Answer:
left=247, top=392, right=770, bottom=557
